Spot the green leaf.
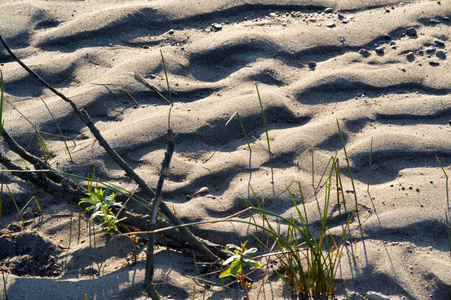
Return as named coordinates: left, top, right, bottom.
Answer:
left=243, top=247, right=258, bottom=256
left=228, top=259, right=242, bottom=275
left=246, top=260, right=262, bottom=269
left=219, top=268, right=233, bottom=278
left=219, top=259, right=242, bottom=278
left=225, top=244, right=241, bottom=251
left=223, top=255, right=239, bottom=266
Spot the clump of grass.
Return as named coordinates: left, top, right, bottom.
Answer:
left=243, top=152, right=352, bottom=298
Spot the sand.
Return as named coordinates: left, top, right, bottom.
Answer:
left=0, top=0, right=450, bottom=299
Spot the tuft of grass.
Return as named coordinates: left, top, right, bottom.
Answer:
left=142, top=125, right=356, bottom=298
left=243, top=153, right=352, bottom=298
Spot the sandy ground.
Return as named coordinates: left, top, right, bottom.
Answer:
left=0, top=0, right=451, bottom=299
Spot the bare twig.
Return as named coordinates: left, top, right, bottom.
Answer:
left=145, top=129, right=175, bottom=292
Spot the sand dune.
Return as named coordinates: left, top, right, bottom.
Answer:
left=1, top=0, right=450, bottom=299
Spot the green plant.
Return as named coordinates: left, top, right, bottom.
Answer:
left=219, top=241, right=262, bottom=299
left=79, top=186, right=126, bottom=232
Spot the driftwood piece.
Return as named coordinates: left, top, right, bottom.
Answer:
left=0, top=34, right=218, bottom=263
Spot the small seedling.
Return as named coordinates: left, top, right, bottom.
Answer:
left=79, top=186, right=126, bottom=232
left=219, top=241, right=262, bottom=299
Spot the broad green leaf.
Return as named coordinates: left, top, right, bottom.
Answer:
left=225, top=244, right=241, bottom=251
left=223, top=255, right=239, bottom=266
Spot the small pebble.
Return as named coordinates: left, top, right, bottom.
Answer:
left=359, top=48, right=370, bottom=56
left=308, top=61, right=317, bottom=68
left=375, top=47, right=384, bottom=54
left=308, top=17, right=317, bottom=22
left=406, top=52, right=415, bottom=61
left=326, top=22, right=336, bottom=28
left=168, top=29, right=175, bottom=34
left=211, top=23, right=223, bottom=30
left=269, top=12, right=277, bottom=17
left=366, top=291, right=391, bottom=300
left=436, top=50, right=446, bottom=58
left=405, top=27, right=417, bottom=36
left=195, top=187, right=210, bottom=194
left=342, top=19, right=349, bottom=24
left=324, top=7, right=334, bottom=13
left=443, top=16, right=450, bottom=21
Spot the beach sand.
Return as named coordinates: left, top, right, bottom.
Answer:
left=0, top=0, right=450, bottom=299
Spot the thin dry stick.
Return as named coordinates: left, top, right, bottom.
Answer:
left=145, top=129, right=175, bottom=292
left=2, top=128, right=64, bottom=183
left=0, top=34, right=218, bottom=262
left=134, top=72, right=170, bottom=104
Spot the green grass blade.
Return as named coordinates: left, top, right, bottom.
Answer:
left=5, top=183, right=24, bottom=225
left=2, top=269, right=8, bottom=300
left=40, top=98, right=73, bottom=162
left=236, top=112, right=252, bottom=152
left=160, top=50, right=173, bottom=106
left=255, top=84, right=270, bottom=153
left=335, top=158, right=346, bottom=205
left=336, top=120, right=358, bottom=210
left=435, top=154, right=448, bottom=179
